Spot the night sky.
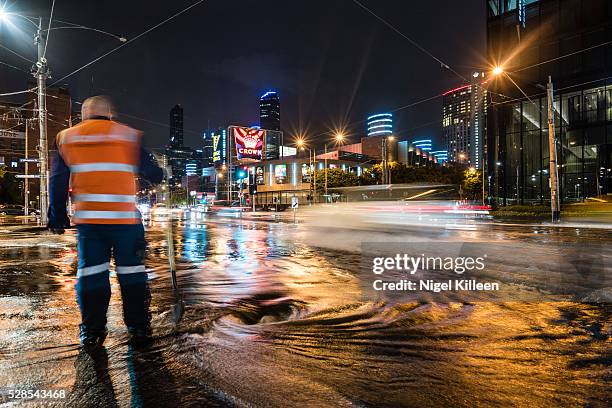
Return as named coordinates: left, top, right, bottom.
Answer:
left=0, top=0, right=487, bottom=151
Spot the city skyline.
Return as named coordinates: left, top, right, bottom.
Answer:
left=0, top=0, right=486, bottom=149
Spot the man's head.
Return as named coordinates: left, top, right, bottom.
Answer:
left=81, top=95, right=116, bottom=120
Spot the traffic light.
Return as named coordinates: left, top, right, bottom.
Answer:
left=237, top=165, right=249, bottom=180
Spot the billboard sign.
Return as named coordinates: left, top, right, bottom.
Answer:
left=234, top=127, right=265, bottom=162
left=255, top=166, right=265, bottom=185
left=274, top=164, right=287, bottom=184
left=301, top=163, right=312, bottom=182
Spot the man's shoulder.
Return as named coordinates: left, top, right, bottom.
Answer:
left=111, top=120, right=142, bottom=136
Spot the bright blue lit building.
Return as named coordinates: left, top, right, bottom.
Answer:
left=430, top=150, right=448, bottom=163
left=367, top=113, right=393, bottom=137
left=412, top=139, right=432, bottom=152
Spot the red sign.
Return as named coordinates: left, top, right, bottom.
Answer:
left=234, top=127, right=265, bottom=161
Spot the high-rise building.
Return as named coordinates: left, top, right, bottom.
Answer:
left=260, top=91, right=280, bottom=131
left=367, top=113, right=393, bottom=137
left=202, top=130, right=214, bottom=167
left=412, top=139, right=432, bottom=152
left=169, top=104, right=184, bottom=147
left=442, top=80, right=487, bottom=168
left=487, top=0, right=612, bottom=203
left=166, top=104, right=191, bottom=184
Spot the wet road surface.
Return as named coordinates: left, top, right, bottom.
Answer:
left=0, top=209, right=610, bottom=407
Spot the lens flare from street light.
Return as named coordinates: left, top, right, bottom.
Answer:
left=334, top=133, right=345, bottom=143
left=0, top=8, right=8, bottom=22
left=492, top=66, right=504, bottom=76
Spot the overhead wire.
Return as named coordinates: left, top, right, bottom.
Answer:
left=42, top=0, right=55, bottom=59
left=51, top=0, right=207, bottom=86
left=0, top=60, right=29, bottom=73
left=0, top=43, right=35, bottom=63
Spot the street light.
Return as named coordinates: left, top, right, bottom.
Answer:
left=324, top=133, right=346, bottom=199
left=492, top=66, right=504, bottom=76
left=0, top=9, right=126, bottom=225
left=295, top=137, right=317, bottom=204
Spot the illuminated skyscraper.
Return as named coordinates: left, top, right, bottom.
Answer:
left=442, top=81, right=487, bottom=168
left=260, top=90, right=280, bottom=131
left=367, top=113, right=393, bottom=137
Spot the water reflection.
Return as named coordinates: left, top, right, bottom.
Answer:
left=0, top=217, right=609, bottom=407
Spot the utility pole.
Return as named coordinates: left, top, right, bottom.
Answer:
left=381, top=137, right=388, bottom=185
left=24, top=119, right=29, bottom=216
left=547, top=76, right=560, bottom=222
left=324, top=144, right=328, bottom=199
left=34, top=17, right=50, bottom=225
left=312, top=148, right=316, bottom=203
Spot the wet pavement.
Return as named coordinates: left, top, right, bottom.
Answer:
left=0, top=207, right=610, bottom=407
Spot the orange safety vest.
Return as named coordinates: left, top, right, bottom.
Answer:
left=57, top=119, right=142, bottom=224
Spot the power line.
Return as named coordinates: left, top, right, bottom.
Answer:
left=42, top=0, right=56, bottom=59
left=0, top=60, right=29, bottom=73
left=489, top=75, right=612, bottom=108
left=0, top=87, right=37, bottom=97
left=350, top=0, right=512, bottom=103
left=51, top=0, right=207, bottom=86
left=0, top=43, right=35, bottom=64
left=511, top=39, right=612, bottom=74
left=352, top=0, right=457, bottom=75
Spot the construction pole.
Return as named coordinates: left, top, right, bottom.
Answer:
left=34, top=17, right=49, bottom=225
left=547, top=76, right=560, bottom=222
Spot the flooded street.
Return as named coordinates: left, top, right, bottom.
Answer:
left=0, top=211, right=610, bottom=407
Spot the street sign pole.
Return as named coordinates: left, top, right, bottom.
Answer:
left=291, top=196, right=298, bottom=223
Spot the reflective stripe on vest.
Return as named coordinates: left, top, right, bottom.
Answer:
left=69, top=163, right=138, bottom=173
left=74, top=210, right=140, bottom=219
left=58, top=133, right=138, bottom=145
left=72, top=194, right=136, bottom=203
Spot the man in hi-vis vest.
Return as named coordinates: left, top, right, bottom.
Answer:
left=48, top=96, right=163, bottom=347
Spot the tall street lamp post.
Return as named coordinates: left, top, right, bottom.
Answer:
left=296, top=138, right=317, bottom=204
left=324, top=133, right=345, bottom=200
left=0, top=8, right=126, bottom=224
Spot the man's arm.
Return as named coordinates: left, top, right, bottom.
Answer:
left=48, top=150, right=71, bottom=230
left=139, top=147, right=164, bottom=185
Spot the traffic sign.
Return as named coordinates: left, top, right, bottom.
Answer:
left=19, top=158, right=40, bottom=163
left=15, top=174, right=41, bottom=179
left=291, top=197, right=299, bottom=209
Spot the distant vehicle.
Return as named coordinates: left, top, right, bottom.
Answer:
left=151, top=203, right=170, bottom=217
left=0, top=204, right=40, bottom=216
left=208, top=200, right=249, bottom=214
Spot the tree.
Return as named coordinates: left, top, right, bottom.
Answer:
left=462, top=168, right=482, bottom=200
left=0, top=165, right=22, bottom=204
left=314, top=167, right=359, bottom=191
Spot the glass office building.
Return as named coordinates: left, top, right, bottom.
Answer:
left=486, top=0, right=612, bottom=203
